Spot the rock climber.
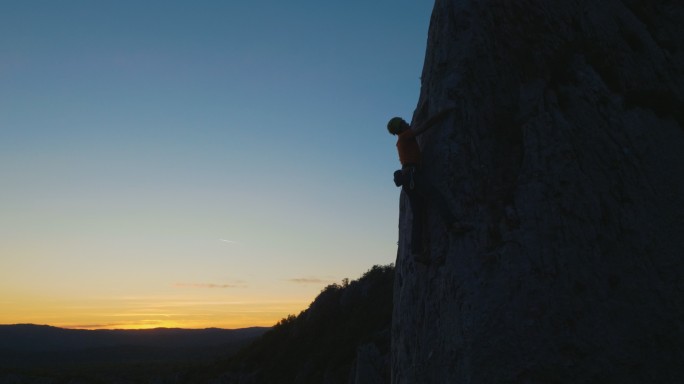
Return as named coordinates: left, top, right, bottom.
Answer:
left=387, top=108, right=471, bottom=264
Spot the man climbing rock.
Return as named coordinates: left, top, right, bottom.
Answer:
left=388, top=108, right=471, bottom=264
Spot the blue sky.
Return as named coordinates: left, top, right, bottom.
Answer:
left=0, top=0, right=433, bottom=329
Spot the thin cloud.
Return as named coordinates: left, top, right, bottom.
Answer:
left=219, top=239, right=238, bottom=244
left=288, top=277, right=328, bottom=284
left=64, top=323, right=132, bottom=330
left=174, top=283, right=243, bottom=289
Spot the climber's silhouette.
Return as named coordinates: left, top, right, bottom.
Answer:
left=388, top=108, right=472, bottom=265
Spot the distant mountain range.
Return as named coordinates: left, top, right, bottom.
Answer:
left=0, top=324, right=268, bottom=352
left=0, top=324, right=268, bottom=370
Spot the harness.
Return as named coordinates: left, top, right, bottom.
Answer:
left=393, top=163, right=419, bottom=190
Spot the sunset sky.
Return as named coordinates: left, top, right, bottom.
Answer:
left=0, top=1, right=433, bottom=329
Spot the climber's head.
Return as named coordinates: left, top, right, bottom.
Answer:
left=387, top=117, right=409, bottom=135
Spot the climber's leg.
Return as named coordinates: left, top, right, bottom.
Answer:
left=404, top=186, right=424, bottom=256
left=416, top=173, right=473, bottom=234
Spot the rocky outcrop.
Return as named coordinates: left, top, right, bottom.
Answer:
left=393, top=0, right=684, bottom=383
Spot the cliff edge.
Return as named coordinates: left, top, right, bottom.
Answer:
left=393, top=1, right=684, bottom=383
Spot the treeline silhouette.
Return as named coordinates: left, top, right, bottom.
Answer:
left=191, top=264, right=394, bottom=383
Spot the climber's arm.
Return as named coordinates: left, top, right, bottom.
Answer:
left=411, top=107, right=456, bottom=136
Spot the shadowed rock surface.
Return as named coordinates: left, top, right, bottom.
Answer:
left=392, top=0, right=684, bottom=383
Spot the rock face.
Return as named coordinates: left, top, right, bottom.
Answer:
left=392, top=1, right=684, bottom=383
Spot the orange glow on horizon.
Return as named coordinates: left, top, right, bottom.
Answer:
left=0, top=295, right=310, bottom=330
left=57, top=316, right=284, bottom=330
left=5, top=314, right=292, bottom=331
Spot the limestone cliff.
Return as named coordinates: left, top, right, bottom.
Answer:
left=393, top=1, right=684, bottom=383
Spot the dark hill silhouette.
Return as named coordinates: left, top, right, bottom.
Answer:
left=0, top=324, right=267, bottom=352
left=0, top=325, right=267, bottom=382
left=192, top=264, right=394, bottom=384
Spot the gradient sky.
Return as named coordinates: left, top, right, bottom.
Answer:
left=0, top=1, right=433, bottom=329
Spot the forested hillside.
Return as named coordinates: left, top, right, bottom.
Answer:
left=192, top=264, right=394, bottom=384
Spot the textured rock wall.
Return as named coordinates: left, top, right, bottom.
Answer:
left=392, top=0, right=684, bottom=383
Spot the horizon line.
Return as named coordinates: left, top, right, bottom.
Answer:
left=0, top=322, right=273, bottom=331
